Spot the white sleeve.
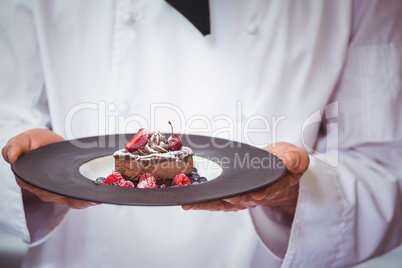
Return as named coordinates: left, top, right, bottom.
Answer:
left=250, top=1, right=402, bottom=267
left=0, top=0, right=69, bottom=246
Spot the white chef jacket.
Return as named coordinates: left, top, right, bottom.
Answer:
left=0, top=0, right=401, bottom=267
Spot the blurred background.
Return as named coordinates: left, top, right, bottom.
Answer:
left=1, top=229, right=401, bottom=268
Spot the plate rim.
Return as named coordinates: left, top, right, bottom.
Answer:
left=12, top=134, right=287, bottom=206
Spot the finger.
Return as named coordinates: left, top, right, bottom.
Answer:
left=2, top=129, right=65, bottom=164
left=39, top=195, right=100, bottom=210
left=31, top=188, right=100, bottom=209
left=63, top=198, right=100, bottom=209
left=3, top=142, right=30, bottom=165
left=30, top=129, right=65, bottom=149
left=16, top=177, right=100, bottom=209
left=1, top=144, right=10, bottom=163
left=264, top=142, right=293, bottom=157
left=182, top=201, right=223, bottom=211
left=15, top=178, right=38, bottom=193
left=183, top=200, right=235, bottom=211
left=222, top=194, right=260, bottom=207
left=264, top=142, right=309, bottom=174
left=250, top=188, right=269, bottom=201
left=249, top=173, right=295, bottom=201
left=181, top=205, right=192, bottom=210
left=234, top=199, right=260, bottom=208
left=282, top=150, right=309, bottom=174
left=250, top=183, right=283, bottom=201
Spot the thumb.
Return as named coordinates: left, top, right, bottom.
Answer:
left=282, top=150, right=309, bottom=174
left=2, top=142, right=30, bottom=165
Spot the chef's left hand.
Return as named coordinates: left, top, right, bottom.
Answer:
left=182, top=142, right=309, bottom=219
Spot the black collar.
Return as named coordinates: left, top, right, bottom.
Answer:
left=165, top=0, right=210, bottom=36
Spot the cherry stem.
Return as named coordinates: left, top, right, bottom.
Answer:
left=168, top=121, right=174, bottom=138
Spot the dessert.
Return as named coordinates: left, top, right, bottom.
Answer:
left=113, top=123, right=193, bottom=185
left=96, top=122, right=208, bottom=189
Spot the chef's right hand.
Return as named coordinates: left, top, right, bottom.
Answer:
left=2, top=128, right=99, bottom=209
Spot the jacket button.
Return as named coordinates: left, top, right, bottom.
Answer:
left=123, top=13, right=135, bottom=25
left=247, top=23, right=258, bottom=34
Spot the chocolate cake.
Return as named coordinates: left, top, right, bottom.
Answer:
left=113, top=129, right=193, bottom=181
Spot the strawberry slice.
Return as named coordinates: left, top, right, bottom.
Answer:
left=126, top=128, right=148, bottom=151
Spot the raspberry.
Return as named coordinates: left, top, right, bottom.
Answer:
left=137, top=173, right=157, bottom=189
left=119, top=179, right=134, bottom=188
left=103, top=172, right=124, bottom=184
left=173, top=174, right=191, bottom=187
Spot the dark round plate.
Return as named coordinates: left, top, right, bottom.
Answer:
left=12, top=134, right=286, bottom=206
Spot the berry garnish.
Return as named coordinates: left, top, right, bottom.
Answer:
left=137, top=173, right=157, bottom=188
left=95, top=177, right=106, bottom=183
left=103, top=172, right=124, bottom=184
left=198, top=177, right=208, bottom=183
left=126, top=128, right=149, bottom=152
left=168, top=121, right=182, bottom=151
left=173, top=174, right=191, bottom=187
left=119, top=179, right=135, bottom=188
left=191, top=173, right=200, bottom=180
